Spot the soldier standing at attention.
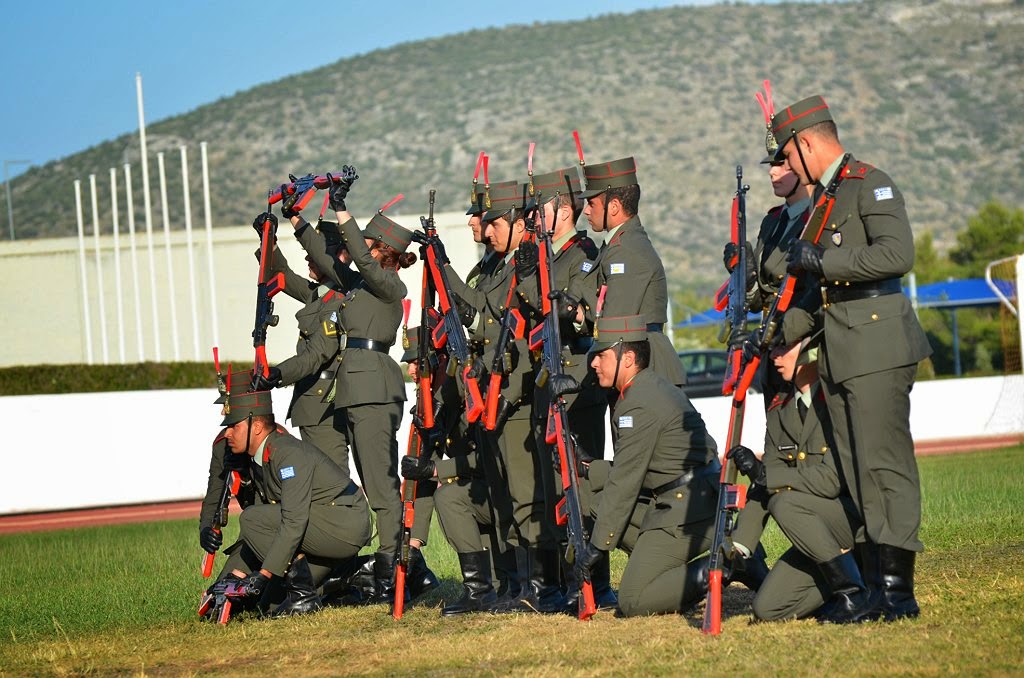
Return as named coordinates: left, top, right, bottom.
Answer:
left=728, top=338, right=864, bottom=622
left=251, top=213, right=351, bottom=476
left=285, top=174, right=436, bottom=606
left=773, top=95, right=932, bottom=621
left=220, top=390, right=372, bottom=617
left=576, top=154, right=687, bottom=387
left=578, top=315, right=719, bottom=617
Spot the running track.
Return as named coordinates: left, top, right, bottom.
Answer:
left=2, top=435, right=1020, bottom=536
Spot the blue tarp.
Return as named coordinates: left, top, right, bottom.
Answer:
left=676, top=278, right=1006, bottom=329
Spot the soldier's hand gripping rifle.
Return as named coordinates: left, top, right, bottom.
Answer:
left=526, top=192, right=597, bottom=621
left=251, top=212, right=285, bottom=384
left=394, top=194, right=442, bottom=619
left=266, top=167, right=358, bottom=215
left=201, top=470, right=243, bottom=578
left=411, top=200, right=486, bottom=424
left=702, top=155, right=850, bottom=636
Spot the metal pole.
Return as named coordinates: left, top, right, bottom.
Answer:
left=200, top=142, right=219, bottom=349
left=89, top=174, right=110, bottom=364
left=951, top=308, right=961, bottom=377
left=74, top=180, right=94, bottom=364
left=4, top=159, right=30, bottom=240
left=110, top=168, right=126, bottom=364
left=181, top=146, right=201, bottom=361
left=124, top=164, right=145, bottom=361
left=1017, top=254, right=1024, bottom=377
left=136, top=73, right=162, bottom=360
left=157, top=152, right=181, bottom=360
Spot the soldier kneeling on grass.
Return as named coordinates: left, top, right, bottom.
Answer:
left=208, top=390, right=372, bottom=620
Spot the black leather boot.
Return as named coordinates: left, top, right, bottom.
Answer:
left=407, top=548, right=440, bottom=600
left=563, top=547, right=618, bottom=615
left=441, top=551, right=498, bottom=616
left=493, top=547, right=566, bottom=613
left=878, top=544, right=920, bottom=621
left=815, top=552, right=875, bottom=624
left=321, top=554, right=375, bottom=606
left=492, top=546, right=521, bottom=599
left=273, top=558, right=323, bottom=617
left=367, top=551, right=397, bottom=605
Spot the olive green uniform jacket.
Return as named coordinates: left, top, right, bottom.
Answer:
left=240, top=428, right=371, bottom=577
left=581, top=216, right=686, bottom=386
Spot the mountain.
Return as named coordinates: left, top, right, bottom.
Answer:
left=9, top=0, right=1023, bottom=291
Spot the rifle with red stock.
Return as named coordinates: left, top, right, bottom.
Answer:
left=526, top=191, right=597, bottom=621
left=702, top=154, right=850, bottom=635
left=251, top=213, right=284, bottom=385
left=266, top=167, right=357, bottom=215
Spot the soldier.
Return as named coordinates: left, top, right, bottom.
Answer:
left=220, top=390, right=372, bottom=617
left=251, top=213, right=351, bottom=475
left=577, top=315, right=719, bottom=617
left=442, top=179, right=562, bottom=613
left=728, top=337, right=864, bottom=622
left=773, top=95, right=932, bottom=620
left=576, top=155, right=687, bottom=387
left=284, top=174, right=436, bottom=605
left=199, top=368, right=265, bottom=580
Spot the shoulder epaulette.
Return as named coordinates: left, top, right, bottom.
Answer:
left=842, top=160, right=874, bottom=179
left=766, top=204, right=785, bottom=216
left=322, top=289, right=336, bottom=302
left=767, top=392, right=792, bottom=412
left=213, top=429, right=228, bottom=445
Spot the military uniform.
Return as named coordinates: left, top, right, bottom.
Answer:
left=577, top=158, right=687, bottom=387
left=264, top=239, right=350, bottom=475
left=731, top=382, right=860, bottom=621
left=586, top=316, right=719, bottom=617
left=297, top=216, right=410, bottom=556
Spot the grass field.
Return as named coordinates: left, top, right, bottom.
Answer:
left=1, top=447, right=1022, bottom=675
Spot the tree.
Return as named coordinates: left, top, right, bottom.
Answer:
left=948, top=201, right=1024, bottom=276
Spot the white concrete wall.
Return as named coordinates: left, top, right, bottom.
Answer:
left=0, top=211, right=480, bottom=368
left=2, top=375, right=1020, bottom=515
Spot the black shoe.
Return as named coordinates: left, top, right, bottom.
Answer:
left=728, top=543, right=770, bottom=592
left=407, top=548, right=440, bottom=600
left=441, top=551, right=498, bottom=616
left=273, top=558, right=323, bottom=617
left=321, top=554, right=375, bottom=607
left=815, top=552, right=875, bottom=624
left=878, top=544, right=920, bottom=621
left=492, top=547, right=566, bottom=614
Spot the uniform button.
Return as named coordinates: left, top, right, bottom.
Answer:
left=675, top=492, right=683, bottom=499
left=777, top=274, right=784, bottom=280
left=341, top=303, right=347, bottom=308
left=871, top=313, right=878, bottom=320
left=605, top=541, right=612, bottom=546
left=786, top=486, right=792, bottom=491
left=316, top=389, right=323, bottom=395
left=486, top=318, right=494, bottom=325
left=797, top=451, right=806, bottom=460
left=608, top=532, right=614, bottom=538
left=484, top=339, right=491, bottom=345
left=330, top=502, right=336, bottom=506
left=271, top=500, right=277, bottom=504
left=787, top=454, right=794, bottom=460
left=821, top=446, right=828, bottom=453
left=446, top=437, right=452, bottom=445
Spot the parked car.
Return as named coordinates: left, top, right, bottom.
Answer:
left=677, top=349, right=763, bottom=398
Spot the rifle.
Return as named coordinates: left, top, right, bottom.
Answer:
left=527, top=192, right=597, bottom=621
left=412, top=206, right=486, bottom=424
left=266, top=168, right=356, bottom=215
left=702, top=153, right=850, bottom=635
left=252, top=213, right=285, bottom=383
left=394, top=194, right=439, bottom=619
left=201, top=469, right=242, bottom=578
left=718, top=166, right=750, bottom=396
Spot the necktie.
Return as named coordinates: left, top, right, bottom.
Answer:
left=798, top=399, right=808, bottom=423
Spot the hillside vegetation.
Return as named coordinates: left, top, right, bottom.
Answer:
left=9, top=0, right=1023, bottom=290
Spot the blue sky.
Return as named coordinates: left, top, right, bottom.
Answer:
left=3, top=0, right=773, bottom=178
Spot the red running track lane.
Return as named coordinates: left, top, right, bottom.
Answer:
left=1, top=435, right=1020, bottom=536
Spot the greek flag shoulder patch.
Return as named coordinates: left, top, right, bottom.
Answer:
left=280, top=466, right=296, bottom=480
left=873, top=186, right=894, bottom=201
left=581, top=261, right=594, bottom=273
left=610, top=263, right=625, bottom=275
left=618, top=415, right=634, bottom=428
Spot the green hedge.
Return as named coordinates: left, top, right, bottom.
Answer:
left=0, top=363, right=219, bottom=396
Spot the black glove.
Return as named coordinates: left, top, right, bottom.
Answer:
left=723, top=241, right=756, bottom=286
left=729, top=445, right=766, bottom=487
left=252, top=366, right=282, bottom=391
left=549, top=374, right=580, bottom=400
left=575, top=542, right=605, bottom=582
left=279, top=184, right=299, bottom=219
left=786, top=240, right=824, bottom=275
left=427, top=235, right=449, bottom=266
left=326, top=165, right=358, bottom=211
left=550, top=289, right=581, bottom=320
left=454, top=295, right=476, bottom=327
left=400, top=455, right=436, bottom=481
left=575, top=447, right=594, bottom=479
left=727, top=330, right=759, bottom=365
left=199, top=526, right=222, bottom=554
left=252, top=212, right=278, bottom=239
left=226, top=571, right=270, bottom=602
left=514, top=241, right=539, bottom=281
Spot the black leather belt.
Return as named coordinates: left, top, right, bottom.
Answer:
left=341, top=336, right=390, bottom=353
left=333, top=481, right=359, bottom=500
left=562, top=337, right=594, bottom=354
left=649, top=458, right=718, bottom=500
left=646, top=323, right=664, bottom=333
left=821, top=278, right=902, bottom=305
